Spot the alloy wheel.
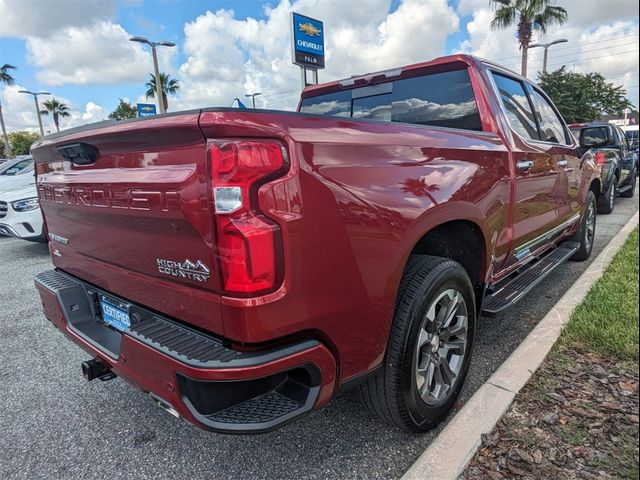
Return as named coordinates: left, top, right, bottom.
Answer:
left=414, top=289, right=468, bottom=405
left=586, top=199, right=596, bottom=249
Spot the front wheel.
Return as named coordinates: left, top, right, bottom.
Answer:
left=359, top=255, right=475, bottom=432
left=571, top=190, right=597, bottom=261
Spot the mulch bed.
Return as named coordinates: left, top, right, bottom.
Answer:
left=462, top=345, right=639, bottom=480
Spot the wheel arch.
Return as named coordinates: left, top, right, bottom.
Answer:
left=404, top=217, right=488, bottom=314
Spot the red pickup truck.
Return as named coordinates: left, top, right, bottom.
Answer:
left=32, top=55, right=600, bottom=434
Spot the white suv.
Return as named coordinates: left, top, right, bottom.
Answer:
left=0, top=184, right=45, bottom=242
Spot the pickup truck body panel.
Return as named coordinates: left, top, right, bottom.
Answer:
left=34, top=113, right=225, bottom=335
left=32, top=54, right=599, bottom=403
left=199, top=109, right=511, bottom=376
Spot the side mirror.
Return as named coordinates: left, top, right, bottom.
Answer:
left=580, top=127, right=610, bottom=148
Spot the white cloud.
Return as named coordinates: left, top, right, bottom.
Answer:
left=0, top=0, right=115, bottom=37
left=0, top=85, right=106, bottom=133
left=457, top=1, right=640, bottom=107
left=174, top=0, right=460, bottom=111
left=25, top=22, right=176, bottom=86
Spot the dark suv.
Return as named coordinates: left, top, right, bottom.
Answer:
left=576, top=123, right=638, bottom=213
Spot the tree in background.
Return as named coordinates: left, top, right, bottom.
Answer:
left=108, top=99, right=138, bottom=120
left=145, top=73, right=180, bottom=111
left=539, top=67, right=634, bottom=123
left=8, top=131, right=40, bottom=156
left=490, top=0, right=568, bottom=77
left=39, top=98, right=71, bottom=132
left=0, top=64, right=17, bottom=158
left=0, top=63, right=16, bottom=86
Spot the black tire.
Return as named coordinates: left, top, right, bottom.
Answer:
left=359, top=255, right=475, bottom=432
left=597, top=175, right=617, bottom=214
left=571, top=190, right=597, bottom=261
left=620, top=168, right=637, bottom=198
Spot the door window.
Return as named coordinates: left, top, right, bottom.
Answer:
left=529, top=89, right=569, bottom=144
left=491, top=73, right=539, bottom=140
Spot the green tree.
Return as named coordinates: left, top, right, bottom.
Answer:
left=145, top=73, right=180, bottom=111
left=490, top=0, right=568, bottom=77
left=8, top=130, right=40, bottom=155
left=538, top=67, right=634, bottom=123
left=1, top=64, right=17, bottom=158
left=0, top=63, right=16, bottom=86
left=40, top=98, right=71, bottom=132
left=108, top=98, right=138, bottom=120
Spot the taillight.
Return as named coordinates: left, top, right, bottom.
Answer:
left=595, top=151, right=606, bottom=173
left=210, top=141, right=286, bottom=294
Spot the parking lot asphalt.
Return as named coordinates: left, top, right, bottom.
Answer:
left=1, top=192, right=638, bottom=480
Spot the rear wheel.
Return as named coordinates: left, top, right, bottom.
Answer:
left=571, top=190, right=597, bottom=261
left=620, top=169, right=637, bottom=198
left=359, top=255, right=475, bottom=432
left=597, top=175, right=617, bottom=214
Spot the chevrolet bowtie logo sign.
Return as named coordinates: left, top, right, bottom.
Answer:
left=140, top=105, right=154, bottom=112
left=299, top=22, right=321, bottom=37
left=291, top=12, right=325, bottom=69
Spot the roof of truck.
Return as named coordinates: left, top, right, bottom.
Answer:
left=300, top=54, right=523, bottom=100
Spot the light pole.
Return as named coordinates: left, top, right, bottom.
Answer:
left=245, top=92, right=262, bottom=109
left=18, top=90, right=51, bottom=136
left=528, top=39, right=568, bottom=74
left=129, top=36, right=176, bottom=114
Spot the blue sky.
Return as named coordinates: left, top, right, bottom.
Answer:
left=0, top=0, right=638, bottom=132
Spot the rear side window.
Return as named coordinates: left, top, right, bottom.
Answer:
left=300, top=69, right=482, bottom=131
left=298, top=90, right=351, bottom=117
left=528, top=88, right=569, bottom=144
left=491, top=73, right=539, bottom=141
left=581, top=126, right=609, bottom=145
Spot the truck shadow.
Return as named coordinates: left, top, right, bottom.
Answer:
left=13, top=240, right=50, bottom=257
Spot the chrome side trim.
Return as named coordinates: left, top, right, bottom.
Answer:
left=514, top=213, right=580, bottom=255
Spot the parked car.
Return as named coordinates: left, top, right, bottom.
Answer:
left=576, top=123, right=638, bottom=213
left=31, top=54, right=600, bottom=434
left=0, top=155, right=35, bottom=195
left=0, top=184, right=45, bottom=242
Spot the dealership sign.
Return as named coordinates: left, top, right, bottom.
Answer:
left=136, top=103, right=157, bottom=117
left=291, top=12, right=325, bottom=69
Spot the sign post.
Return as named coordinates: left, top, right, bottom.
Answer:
left=290, top=12, right=325, bottom=89
left=136, top=103, right=157, bottom=118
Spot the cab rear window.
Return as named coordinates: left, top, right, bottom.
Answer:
left=300, top=69, right=482, bottom=131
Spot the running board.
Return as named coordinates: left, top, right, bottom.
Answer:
left=482, top=241, right=580, bottom=317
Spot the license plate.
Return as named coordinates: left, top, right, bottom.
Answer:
left=100, top=297, right=131, bottom=332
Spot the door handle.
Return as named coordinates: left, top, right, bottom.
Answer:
left=516, top=159, right=534, bottom=171
left=558, top=159, right=569, bottom=168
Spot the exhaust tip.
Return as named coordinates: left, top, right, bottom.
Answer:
left=150, top=392, right=180, bottom=418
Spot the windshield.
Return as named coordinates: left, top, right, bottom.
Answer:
left=0, top=157, right=33, bottom=176
left=299, top=68, right=482, bottom=131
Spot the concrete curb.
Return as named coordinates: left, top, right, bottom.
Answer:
left=402, top=211, right=639, bottom=480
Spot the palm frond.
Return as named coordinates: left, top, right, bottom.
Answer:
left=491, top=6, right=517, bottom=29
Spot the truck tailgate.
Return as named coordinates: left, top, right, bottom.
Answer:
left=32, top=112, right=225, bottom=335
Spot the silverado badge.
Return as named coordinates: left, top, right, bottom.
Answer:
left=156, top=258, right=210, bottom=282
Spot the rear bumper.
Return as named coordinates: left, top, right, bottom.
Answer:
left=34, top=269, right=336, bottom=433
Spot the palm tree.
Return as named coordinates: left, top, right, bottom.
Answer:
left=145, top=73, right=180, bottom=111
left=40, top=98, right=71, bottom=132
left=0, top=64, right=16, bottom=86
left=490, top=0, right=568, bottom=77
left=1, top=64, right=17, bottom=157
